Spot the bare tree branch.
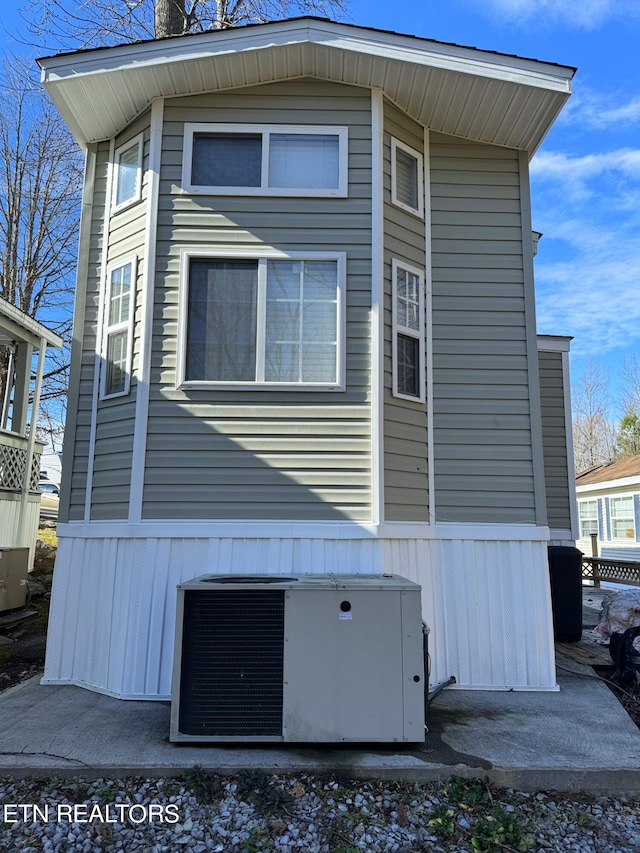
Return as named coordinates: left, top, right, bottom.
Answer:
left=0, top=56, right=82, bottom=427
left=22, top=0, right=349, bottom=50
left=572, top=359, right=617, bottom=472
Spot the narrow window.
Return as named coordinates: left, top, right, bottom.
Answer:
left=391, top=138, right=424, bottom=217
left=182, top=254, right=343, bottom=387
left=113, top=134, right=143, bottom=211
left=102, top=258, right=135, bottom=398
left=610, top=496, right=635, bottom=539
left=183, top=124, right=347, bottom=196
left=578, top=499, right=598, bottom=538
left=392, top=260, right=425, bottom=401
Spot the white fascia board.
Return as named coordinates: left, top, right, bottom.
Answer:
left=305, top=23, right=574, bottom=93
left=576, top=476, right=640, bottom=495
left=537, top=335, right=572, bottom=352
left=39, top=19, right=573, bottom=95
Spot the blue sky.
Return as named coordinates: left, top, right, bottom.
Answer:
left=2, top=0, right=640, bottom=415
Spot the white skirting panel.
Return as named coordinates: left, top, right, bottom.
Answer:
left=43, top=528, right=557, bottom=699
left=0, top=494, right=41, bottom=567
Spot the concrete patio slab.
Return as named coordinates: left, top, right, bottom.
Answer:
left=1, top=651, right=639, bottom=793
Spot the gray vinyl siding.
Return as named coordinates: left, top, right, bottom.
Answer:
left=143, top=81, right=372, bottom=520
left=538, top=349, right=572, bottom=531
left=65, top=141, right=110, bottom=521
left=383, top=101, right=428, bottom=521
left=90, top=112, right=151, bottom=520
left=430, top=132, right=537, bottom=523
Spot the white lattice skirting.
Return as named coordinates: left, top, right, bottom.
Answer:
left=43, top=524, right=557, bottom=699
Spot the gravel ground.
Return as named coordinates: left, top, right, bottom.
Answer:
left=1, top=772, right=640, bottom=853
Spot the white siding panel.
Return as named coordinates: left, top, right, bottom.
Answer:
left=0, top=495, right=40, bottom=566
left=44, top=527, right=555, bottom=697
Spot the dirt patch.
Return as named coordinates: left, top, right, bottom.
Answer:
left=0, top=535, right=54, bottom=693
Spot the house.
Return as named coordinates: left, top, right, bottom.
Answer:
left=38, top=18, right=577, bottom=699
left=0, top=298, right=63, bottom=566
left=576, top=456, right=640, bottom=560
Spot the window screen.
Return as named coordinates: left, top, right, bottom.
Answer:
left=191, top=134, right=262, bottom=188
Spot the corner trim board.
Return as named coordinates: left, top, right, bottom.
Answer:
left=129, top=98, right=164, bottom=523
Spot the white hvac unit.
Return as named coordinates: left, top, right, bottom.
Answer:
left=170, top=573, right=425, bottom=743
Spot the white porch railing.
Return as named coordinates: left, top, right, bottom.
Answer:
left=0, top=430, right=41, bottom=492
left=1, top=431, right=44, bottom=562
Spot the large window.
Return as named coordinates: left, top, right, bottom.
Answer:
left=182, top=124, right=348, bottom=197
left=112, top=134, right=143, bottom=212
left=102, top=258, right=135, bottom=399
left=179, top=252, right=345, bottom=389
left=392, top=260, right=425, bottom=402
left=610, top=495, right=635, bottom=539
left=391, top=138, right=424, bottom=218
left=578, top=499, right=598, bottom=538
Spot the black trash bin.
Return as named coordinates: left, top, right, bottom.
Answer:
left=547, top=546, right=583, bottom=642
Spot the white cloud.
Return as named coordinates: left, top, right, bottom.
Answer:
left=467, top=0, right=637, bottom=30
left=536, top=245, right=640, bottom=354
left=532, top=147, right=640, bottom=355
left=560, top=89, right=640, bottom=130
left=534, top=205, right=640, bottom=355
left=530, top=148, right=640, bottom=199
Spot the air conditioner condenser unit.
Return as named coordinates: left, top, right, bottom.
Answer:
left=170, top=573, right=425, bottom=743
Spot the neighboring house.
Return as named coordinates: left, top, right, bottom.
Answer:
left=40, top=452, right=64, bottom=486
left=576, top=456, right=640, bottom=561
left=0, top=298, right=63, bottom=565
left=38, top=17, right=577, bottom=699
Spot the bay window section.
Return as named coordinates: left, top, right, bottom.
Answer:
left=183, top=124, right=347, bottom=196
left=181, top=253, right=344, bottom=388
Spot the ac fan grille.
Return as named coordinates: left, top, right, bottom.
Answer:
left=179, top=589, right=285, bottom=737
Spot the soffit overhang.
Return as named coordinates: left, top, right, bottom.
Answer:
left=0, top=298, right=63, bottom=349
left=38, top=18, right=575, bottom=155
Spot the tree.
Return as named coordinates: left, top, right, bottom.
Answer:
left=615, top=410, right=640, bottom=459
left=620, top=354, right=640, bottom=415
left=572, top=359, right=617, bottom=472
left=0, top=57, right=83, bottom=432
left=23, top=0, right=349, bottom=49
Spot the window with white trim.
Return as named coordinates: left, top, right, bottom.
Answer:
left=391, top=138, right=424, bottom=218
left=610, top=495, right=635, bottom=539
left=180, top=252, right=345, bottom=388
left=102, top=258, right=135, bottom=398
left=578, top=499, right=598, bottom=538
left=392, top=260, right=425, bottom=401
left=112, top=134, right=143, bottom=211
left=182, top=124, right=348, bottom=196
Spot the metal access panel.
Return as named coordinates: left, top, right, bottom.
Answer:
left=0, top=547, right=30, bottom=613
left=170, top=574, right=425, bottom=744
